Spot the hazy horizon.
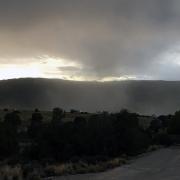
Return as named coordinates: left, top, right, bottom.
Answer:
left=0, top=78, right=179, bottom=115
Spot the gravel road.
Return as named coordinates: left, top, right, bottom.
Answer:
left=51, top=147, right=180, bottom=180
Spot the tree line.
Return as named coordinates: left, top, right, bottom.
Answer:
left=0, top=108, right=180, bottom=164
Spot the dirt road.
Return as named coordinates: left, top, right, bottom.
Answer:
left=53, top=147, right=180, bottom=180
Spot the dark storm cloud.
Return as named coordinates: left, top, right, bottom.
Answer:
left=0, top=0, right=180, bottom=80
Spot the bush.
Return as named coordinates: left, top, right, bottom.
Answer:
left=29, top=175, right=41, bottom=180
left=154, top=133, right=173, bottom=146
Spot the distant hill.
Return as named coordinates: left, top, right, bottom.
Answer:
left=0, top=78, right=180, bottom=115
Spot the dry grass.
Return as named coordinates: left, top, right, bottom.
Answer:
left=0, top=165, right=22, bottom=179
left=147, top=145, right=162, bottom=152
left=0, top=157, right=127, bottom=178
left=45, top=157, right=127, bottom=176
left=0, top=164, right=42, bottom=180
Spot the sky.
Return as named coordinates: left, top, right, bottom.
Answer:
left=1, top=0, right=180, bottom=81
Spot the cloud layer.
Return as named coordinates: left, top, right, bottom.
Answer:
left=0, top=0, right=180, bottom=80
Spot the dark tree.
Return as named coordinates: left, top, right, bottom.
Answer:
left=28, top=109, right=43, bottom=139
left=168, top=111, right=180, bottom=134
left=4, top=110, right=22, bottom=129
left=52, top=107, right=64, bottom=125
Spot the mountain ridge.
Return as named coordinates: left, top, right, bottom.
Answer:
left=0, top=78, right=180, bottom=115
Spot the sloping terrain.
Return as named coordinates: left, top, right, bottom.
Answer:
left=0, top=78, right=180, bottom=114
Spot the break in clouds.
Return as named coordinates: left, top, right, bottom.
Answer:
left=0, top=0, right=180, bottom=80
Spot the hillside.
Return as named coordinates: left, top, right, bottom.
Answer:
left=0, top=78, right=180, bottom=114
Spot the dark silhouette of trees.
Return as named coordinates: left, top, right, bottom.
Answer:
left=149, top=119, right=162, bottom=133
left=28, top=109, right=43, bottom=139
left=52, top=107, right=64, bottom=125
left=168, top=111, right=180, bottom=134
left=158, top=115, right=172, bottom=129
left=31, top=109, right=43, bottom=125
left=4, top=110, right=22, bottom=130
left=0, top=107, right=178, bottom=164
left=0, top=111, right=21, bottom=158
